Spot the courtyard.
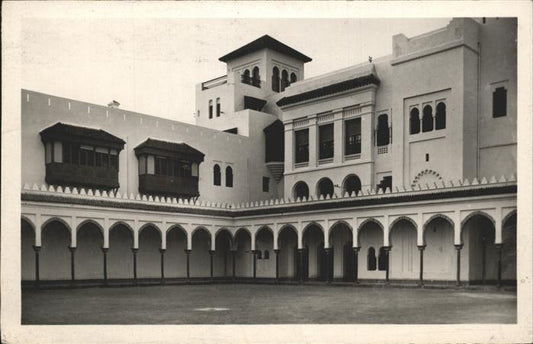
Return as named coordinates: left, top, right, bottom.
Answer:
left=21, top=284, right=516, bottom=324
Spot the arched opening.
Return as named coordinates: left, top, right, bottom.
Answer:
left=138, top=225, right=161, bottom=278
left=255, top=227, right=275, bottom=278
left=290, top=72, right=297, bottom=83
left=277, top=226, right=298, bottom=280
left=252, top=66, right=260, bottom=87
left=234, top=229, right=252, bottom=277
left=21, top=219, right=35, bottom=281
left=357, top=220, right=384, bottom=279
left=343, top=174, right=361, bottom=196
left=388, top=219, right=418, bottom=280
left=410, top=107, right=420, bottom=134
left=272, top=67, right=280, bottom=92
left=41, top=219, right=71, bottom=280
left=213, top=164, right=221, bottom=186
left=317, top=178, right=334, bottom=199
left=435, top=102, right=446, bottom=130
left=208, top=99, right=213, bottom=119
left=502, top=212, right=516, bottom=283
left=165, top=226, right=187, bottom=278
left=108, top=223, right=133, bottom=279
left=293, top=181, right=309, bottom=200
left=281, top=70, right=289, bottom=91
left=376, top=114, right=390, bottom=146
left=423, top=216, right=454, bottom=281
left=76, top=221, right=103, bottom=280
left=422, top=105, right=433, bottom=132
left=225, top=166, right=233, bottom=187
left=462, top=213, right=496, bottom=284
left=329, top=222, right=354, bottom=281
left=214, top=229, right=232, bottom=278
left=216, top=97, right=221, bottom=117
left=302, top=224, right=325, bottom=281
left=191, top=227, right=211, bottom=277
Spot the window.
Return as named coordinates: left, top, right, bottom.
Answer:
left=281, top=70, right=289, bottom=92
left=213, top=164, right=221, bottom=186
left=155, top=157, right=168, bottom=175
left=410, top=108, right=420, bottom=134
left=493, top=87, right=507, bottom=117
left=367, top=247, right=377, bottom=271
left=79, top=145, right=94, bottom=166
left=95, top=147, right=109, bottom=167
left=45, top=142, right=53, bottom=164
left=345, top=118, right=361, bottom=155
left=319, top=123, right=334, bottom=159
left=422, top=105, right=433, bottom=132
left=262, top=177, right=269, bottom=192
left=242, top=69, right=251, bottom=84
left=376, top=114, right=390, bottom=146
left=272, top=67, right=280, bottom=92
left=343, top=174, right=361, bottom=196
left=139, top=155, right=147, bottom=174
left=378, top=247, right=388, bottom=271
left=225, top=166, right=233, bottom=187
left=252, top=67, right=260, bottom=87
left=264, top=250, right=270, bottom=259
left=216, top=98, right=221, bottom=117
left=317, top=178, right=334, bottom=198
left=293, top=181, right=309, bottom=199
left=295, top=129, right=309, bottom=163
left=208, top=100, right=213, bottom=119
left=435, top=102, right=446, bottom=130
left=290, top=72, right=297, bottom=83
left=110, top=150, right=118, bottom=170
left=62, top=142, right=72, bottom=163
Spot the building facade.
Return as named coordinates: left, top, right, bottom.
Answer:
left=21, top=18, right=517, bottom=286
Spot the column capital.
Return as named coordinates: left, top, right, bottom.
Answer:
left=208, top=250, right=215, bottom=255
left=383, top=246, right=392, bottom=252
left=417, top=245, right=426, bottom=251
left=159, top=248, right=166, bottom=254
left=184, top=249, right=192, bottom=254
left=352, top=247, right=360, bottom=253
left=101, top=247, right=109, bottom=253
left=297, top=248, right=306, bottom=253
left=32, top=245, right=41, bottom=252
left=69, top=246, right=76, bottom=253
left=324, top=247, right=333, bottom=253
left=454, top=244, right=464, bottom=250
left=132, top=248, right=139, bottom=253
left=273, top=249, right=281, bottom=254
left=495, top=243, right=504, bottom=249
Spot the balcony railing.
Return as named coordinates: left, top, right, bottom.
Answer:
left=45, top=162, right=119, bottom=190
left=138, top=174, right=199, bottom=198
left=241, top=75, right=261, bottom=88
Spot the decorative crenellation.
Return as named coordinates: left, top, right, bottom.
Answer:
left=23, top=173, right=516, bottom=211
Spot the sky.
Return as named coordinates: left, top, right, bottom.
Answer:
left=21, top=16, right=451, bottom=124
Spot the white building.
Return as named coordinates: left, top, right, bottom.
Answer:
left=21, top=17, right=517, bottom=286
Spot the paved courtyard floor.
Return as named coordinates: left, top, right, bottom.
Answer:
left=21, top=284, right=516, bottom=324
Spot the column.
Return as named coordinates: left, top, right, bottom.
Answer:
left=333, top=110, right=343, bottom=164
left=160, top=248, right=166, bottom=284
left=297, top=248, right=305, bottom=284
left=417, top=245, right=425, bottom=287
left=102, top=247, right=108, bottom=285
left=496, top=243, right=503, bottom=288
left=185, top=249, right=191, bottom=282
left=252, top=250, right=257, bottom=279
left=384, top=246, right=391, bottom=284
left=209, top=250, right=215, bottom=281
left=132, top=248, right=138, bottom=284
left=454, top=244, right=463, bottom=286
left=284, top=123, right=294, bottom=174
left=325, top=247, right=332, bottom=283
left=33, top=245, right=41, bottom=287
left=353, top=247, right=359, bottom=284
left=274, top=249, right=280, bottom=282
left=69, top=247, right=76, bottom=283
left=308, top=117, right=317, bottom=168
left=231, top=250, right=236, bottom=282
left=360, top=112, right=373, bottom=162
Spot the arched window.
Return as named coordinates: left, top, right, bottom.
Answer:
left=343, top=174, right=361, bottom=196
left=216, top=98, right=221, bottom=117
left=241, top=69, right=251, bottom=85
left=378, top=247, right=388, bottom=271
left=367, top=247, right=377, bottom=271
left=317, top=178, right=334, bottom=198
left=422, top=105, right=433, bottom=132
left=225, top=166, right=233, bottom=187
left=435, top=102, right=446, bottom=130
left=208, top=100, right=213, bottom=119
left=272, top=67, right=280, bottom=92
left=376, top=114, right=390, bottom=146
left=213, top=164, right=221, bottom=186
left=409, top=108, right=420, bottom=134
left=252, top=67, right=260, bottom=87
left=293, top=181, right=309, bottom=200
left=290, top=72, right=297, bottom=83
left=281, top=70, right=289, bottom=92
left=264, top=250, right=270, bottom=259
